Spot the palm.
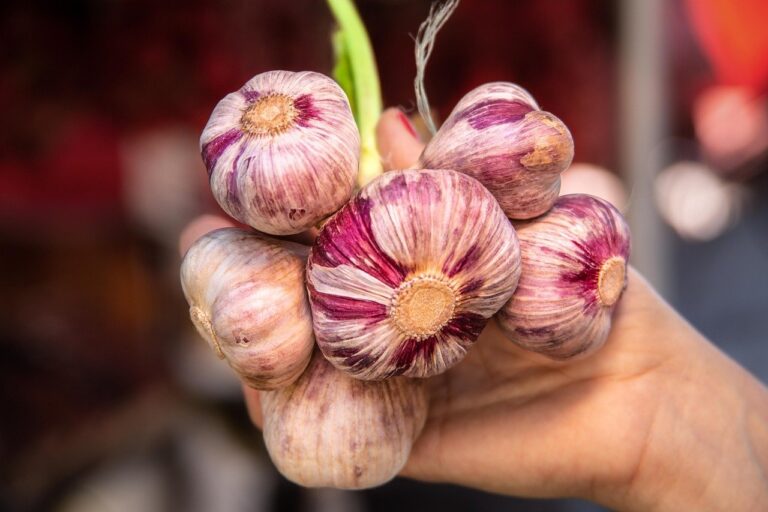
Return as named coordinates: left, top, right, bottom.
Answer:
left=404, top=269, right=674, bottom=502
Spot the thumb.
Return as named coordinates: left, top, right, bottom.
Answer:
left=178, top=214, right=236, bottom=257
left=376, top=108, right=426, bottom=171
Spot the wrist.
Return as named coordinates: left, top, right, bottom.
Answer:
left=606, top=334, right=768, bottom=511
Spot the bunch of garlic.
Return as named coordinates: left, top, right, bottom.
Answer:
left=180, top=69, right=630, bottom=490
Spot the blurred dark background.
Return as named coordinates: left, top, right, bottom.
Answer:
left=1, top=0, right=766, bottom=511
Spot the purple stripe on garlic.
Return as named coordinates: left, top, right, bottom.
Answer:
left=419, top=82, right=574, bottom=220
left=200, top=70, right=360, bottom=235
left=457, top=99, right=535, bottom=129
left=261, top=351, right=428, bottom=489
left=307, top=169, right=522, bottom=380
left=497, top=194, right=631, bottom=360
left=180, top=228, right=314, bottom=389
left=202, top=128, right=242, bottom=177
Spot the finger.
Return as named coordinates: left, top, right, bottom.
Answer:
left=559, top=163, right=628, bottom=211
left=283, top=226, right=319, bottom=246
left=178, top=214, right=236, bottom=257
left=242, top=384, right=264, bottom=429
left=376, top=108, right=426, bottom=171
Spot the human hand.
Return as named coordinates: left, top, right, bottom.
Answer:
left=180, top=108, right=768, bottom=512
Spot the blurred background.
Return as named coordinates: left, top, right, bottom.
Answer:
left=1, top=0, right=767, bottom=510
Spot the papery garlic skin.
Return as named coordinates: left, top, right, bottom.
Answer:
left=180, top=228, right=314, bottom=389
left=200, top=71, right=360, bottom=235
left=307, top=169, right=522, bottom=380
left=419, top=82, right=574, bottom=219
left=497, top=194, right=630, bottom=359
left=261, top=351, right=428, bottom=489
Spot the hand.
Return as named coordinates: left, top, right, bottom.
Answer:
left=401, top=269, right=768, bottom=511
left=180, top=109, right=768, bottom=512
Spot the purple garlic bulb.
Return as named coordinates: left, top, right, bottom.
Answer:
left=180, top=228, right=314, bottom=389
left=419, top=82, right=574, bottom=220
left=306, top=169, right=522, bottom=380
left=200, top=70, right=360, bottom=235
left=497, top=194, right=631, bottom=359
left=261, top=351, right=428, bottom=489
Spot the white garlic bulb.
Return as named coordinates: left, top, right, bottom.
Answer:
left=200, top=70, right=360, bottom=235
left=419, top=82, right=574, bottom=219
left=180, top=228, right=314, bottom=389
left=260, top=351, right=428, bottom=489
left=306, top=169, right=521, bottom=380
left=497, top=194, right=631, bottom=359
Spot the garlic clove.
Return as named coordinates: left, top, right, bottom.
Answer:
left=306, top=169, right=522, bottom=380
left=260, top=350, right=428, bottom=489
left=419, top=82, right=574, bottom=219
left=200, top=70, right=360, bottom=235
left=180, top=228, right=314, bottom=389
left=497, top=194, right=631, bottom=359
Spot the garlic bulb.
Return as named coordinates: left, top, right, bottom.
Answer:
left=261, top=351, right=428, bottom=489
left=180, top=228, right=314, bottom=389
left=419, top=82, right=574, bottom=219
left=306, top=169, right=521, bottom=380
left=200, top=70, right=360, bottom=235
left=497, top=194, right=631, bottom=359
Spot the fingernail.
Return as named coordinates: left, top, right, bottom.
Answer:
left=397, top=110, right=420, bottom=140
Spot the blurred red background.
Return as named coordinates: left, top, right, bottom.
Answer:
left=1, top=1, right=766, bottom=511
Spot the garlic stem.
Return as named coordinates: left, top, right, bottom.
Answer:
left=327, top=0, right=382, bottom=187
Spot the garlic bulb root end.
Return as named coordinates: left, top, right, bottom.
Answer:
left=391, top=275, right=457, bottom=340
left=597, top=256, right=626, bottom=307
left=519, top=112, right=574, bottom=173
left=240, top=93, right=298, bottom=136
left=189, top=305, right=224, bottom=359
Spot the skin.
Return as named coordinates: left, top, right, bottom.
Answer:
left=181, top=108, right=768, bottom=511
